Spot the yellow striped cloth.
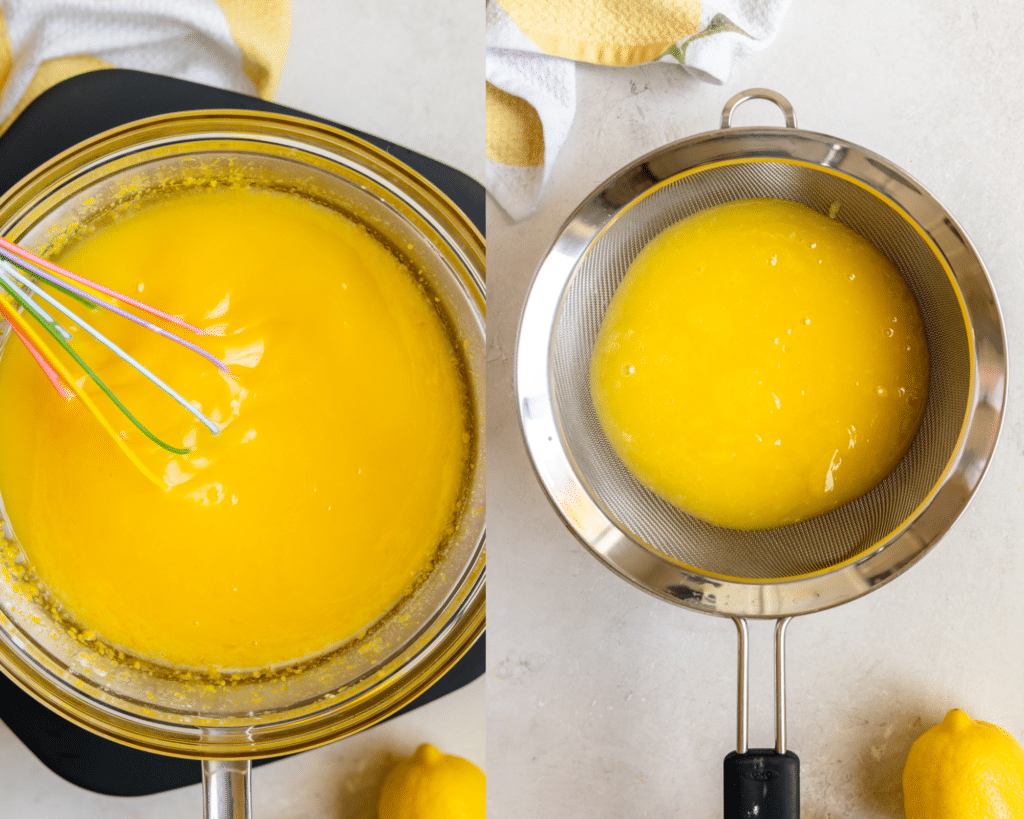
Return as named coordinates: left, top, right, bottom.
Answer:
left=0, top=0, right=290, bottom=134
left=487, top=0, right=793, bottom=220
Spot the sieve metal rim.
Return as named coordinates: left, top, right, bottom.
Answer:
left=515, top=108, right=1006, bottom=619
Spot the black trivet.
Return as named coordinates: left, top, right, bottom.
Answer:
left=0, top=68, right=484, bottom=797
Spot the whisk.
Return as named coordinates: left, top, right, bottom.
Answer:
left=0, top=236, right=227, bottom=486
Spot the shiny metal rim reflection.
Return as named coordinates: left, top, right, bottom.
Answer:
left=516, top=103, right=1005, bottom=619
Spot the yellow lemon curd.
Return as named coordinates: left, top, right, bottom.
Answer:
left=590, top=198, right=928, bottom=531
left=0, top=185, right=471, bottom=672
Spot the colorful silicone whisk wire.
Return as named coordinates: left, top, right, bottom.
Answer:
left=0, top=236, right=227, bottom=486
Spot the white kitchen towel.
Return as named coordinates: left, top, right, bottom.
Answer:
left=0, top=0, right=290, bottom=132
left=486, top=0, right=793, bottom=220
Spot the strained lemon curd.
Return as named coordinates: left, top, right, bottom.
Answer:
left=0, top=185, right=471, bottom=671
left=590, top=198, right=929, bottom=531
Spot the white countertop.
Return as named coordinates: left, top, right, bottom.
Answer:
left=487, top=0, right=1024, bottom=816
left=8, top=1, right=1024, bottom=816
left=0, top=1, right=484, bottom=817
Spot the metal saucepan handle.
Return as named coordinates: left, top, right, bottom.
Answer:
left=203, top=759, right=252, bottom=819
left=720, top=88, right=797, bottom=129
left=723, top=618, right=799, bottom=818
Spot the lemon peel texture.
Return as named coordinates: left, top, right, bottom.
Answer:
left=903, top=708, right=1024, bottom=819
left=378, top=743, right=485, bottom=819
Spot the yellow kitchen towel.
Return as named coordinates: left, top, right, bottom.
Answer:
left=0, top=0, right=290, bottom=134
left=487, top=0, right=793, bottom=220
left=499, top=0, right=702, bottom=66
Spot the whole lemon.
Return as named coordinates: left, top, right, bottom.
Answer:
left=378, top=743, right=485, bottom=819
left=903, top=708, right=1024, bottom=818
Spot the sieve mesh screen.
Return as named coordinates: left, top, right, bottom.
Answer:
left=551, top=160, right=970, bottom=580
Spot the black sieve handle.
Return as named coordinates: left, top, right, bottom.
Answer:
left=724, top=749, right=799, bottom=818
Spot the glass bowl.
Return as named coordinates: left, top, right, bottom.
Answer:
left=0, top=110, right=485, bottom=769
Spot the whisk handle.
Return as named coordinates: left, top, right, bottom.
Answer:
left=724, top=749, right=799, bottom=819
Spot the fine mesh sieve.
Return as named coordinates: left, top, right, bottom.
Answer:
left=558, top=156, right=972, bottom=581
left=516, top=89, right=1006, bottom=816
left=518, top=89, right=1004, bottom=616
